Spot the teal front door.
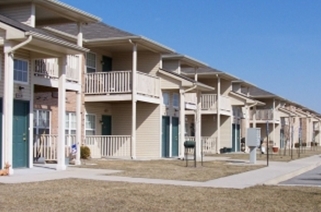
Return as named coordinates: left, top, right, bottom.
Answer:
left=232, top=124, right=241, bottom=152
left=13, top=100, right=29, bottom=168
left=101, top=115, right=112, bottom=135
left=172, top=117, right=179, bottom=157
left=102, top=56, right=112, bottom=72
left=162, top=116, right=170, bottom=157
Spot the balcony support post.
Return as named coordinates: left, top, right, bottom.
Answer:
left=273, top=98, right=276, bottom=146
left=195, top=90, right=201, bottom=159
left=131, top=41, right=137, bottom=159
left=216, top=75, right=221, bottom=153
left=179, top=88, right=185, bottom=158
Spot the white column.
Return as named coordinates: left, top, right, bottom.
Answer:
left=272, top=99, right=276, bottom=145
left=3, top=42, right=14, bottom=174
left=179, top=89, right=185, bottom=158
left=57, top=56, right=67, bottom=170
left=29, top=59, right=35, bottom=168
left=75, top=22, right=83, bottom=165
left=245, top=105, right=249, bottom=147
left=195, top=90, right=201, bottom=158
left=253, top=106, right=257, bottom=128
left=131, top=43, right=137, bottom=159
left=216, top=76, right=221, bottom=153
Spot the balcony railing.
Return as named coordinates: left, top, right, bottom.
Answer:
left=33, top=134, right=76, bottom=161
left=136, top=72, right=160, bottom=97
left=84, top=135, right=131, bottom=158
left=85, top=71, right=160, bottom=98
left=34, top=55, right=80, bottom=83
left=220, top=95, right=231, bottom=112
left=201, top=94, right=217, bottom=110
left=185, top=136, right=218, bottom=154
left=314, top=122, right=320, bottom=131
left=250, top=109, right=274, bottom=121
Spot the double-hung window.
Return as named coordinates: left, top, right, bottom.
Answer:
left=86, top=114, right=96, bottom=135
left=86, top=52, right=96, bottom=73
left=34, top=109, right=50, bottom=135
left=173, top=93, right=179, bottom=109
left=163, top=92, right=170, bottom=107
left=65, top=112, right=76, bottom=135
left=14, top=59, right=28, bottom=83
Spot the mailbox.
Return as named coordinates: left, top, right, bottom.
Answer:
left=246, top=128, right=261, bottom=147
left=184, top=141, right=196, bottom=148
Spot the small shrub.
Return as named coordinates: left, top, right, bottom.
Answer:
left=80, top=146, right=91, bottom=159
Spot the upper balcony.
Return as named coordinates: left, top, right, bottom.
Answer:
left=33, top=55, right=80, bottom=91
left=249, top=109, right=280, bottom=123
left=185, top=93, right=231, bottom=115
left=84, top=71, right=160, bottom=103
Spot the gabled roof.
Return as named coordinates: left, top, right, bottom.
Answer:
left=46, top=22, right=133, bottom=40
left=162, top=53, right=208, bottom=68
left=229, top=91, right=265, bottom=106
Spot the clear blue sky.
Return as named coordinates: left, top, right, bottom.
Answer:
left=63, top=0, right=321, bottom=113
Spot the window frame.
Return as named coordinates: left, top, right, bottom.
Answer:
left=172, top=93, right=179, bottom=109
left=65, top=112, right=77, bottom=135
left=13, top=58, right=29, bottom=84
left=162, top=92, right=170, bottom=107
left=33, top=109, right=51, bottom=135
left=86, top=52, right=97, bottom=73
left=85, top=113, right=96, bottom=135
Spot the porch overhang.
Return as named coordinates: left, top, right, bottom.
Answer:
left=158, top=69, right=215, bottom=92
left=279, top=107, right=299, bottom=117
left=85, top=36, right=175, bottom=54
left=0, top=0, right=101, bottom=24
left=229, top=91, right=265, bottom=106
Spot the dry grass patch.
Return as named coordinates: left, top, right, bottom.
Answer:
left=0, top=179, right=321, bottom=212
left=79, top=159, right=264, bottom=181
left=209, top=148, right=321, bottom=162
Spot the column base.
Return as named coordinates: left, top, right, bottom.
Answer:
left=74, top=160, right=81, bottom=166
left=56, top=164, right=67, bottom=171
left=8, top=167, right=14, bottom=176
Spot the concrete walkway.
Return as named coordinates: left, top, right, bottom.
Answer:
left=0, top=155, right=320, bottom=189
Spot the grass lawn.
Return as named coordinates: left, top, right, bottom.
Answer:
left=0, top=179, right=320, bottom=212
left=78, top=159, right=264, bottom=182
left=209, top=148, right=321, bottom=162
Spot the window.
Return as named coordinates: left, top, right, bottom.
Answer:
left=86, top=52, right=96, bottom=73
left=65, top=112, right=76, bottom=135
left=163, top=92, right=170, bottom=107
left=34, top=109, right=50, bottom=135
left=14, top=59, right=28, bottom=83
left=86, top=114, right=96, bottom=135
left=173, top=93, right=179, bottom=108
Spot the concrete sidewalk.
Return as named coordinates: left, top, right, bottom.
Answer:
left=0, top=155, right=320, bottom=189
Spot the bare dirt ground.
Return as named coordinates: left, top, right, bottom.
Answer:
left=0, top=179, right=320, bottom=212
left=78, top=159, right=264, bottom=181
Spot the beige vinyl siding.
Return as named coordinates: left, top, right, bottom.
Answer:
left=202, top=115, right=217, bottom=137
left=113, top=51, right=161, bottom=76
left=220, top=116, right=232, bottom=148
left=163, top=60, right=180, bottom=73
left=88, top=49, right=112, bottom=72
left=13, top=48, right=31, bottom=101
left=160, top=75, right=180, bottom=89
left=111, top=102, right=132, bottom=135
left=85, top=102, right=112, bottom=135
left=221, top=78, right=231, bottom=96
left=0, top=3, right=32, bottom=26
left=136, top=102, right=160, bottom=158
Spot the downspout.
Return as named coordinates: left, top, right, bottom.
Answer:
left=182, top=84, right=197, bottom=94
left=5, top=35, right=32, bottom=54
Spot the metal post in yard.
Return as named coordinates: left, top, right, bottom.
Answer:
left=266, top=121, right=269, bottom=166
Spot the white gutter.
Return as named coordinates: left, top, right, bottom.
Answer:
left=4, top=35, right=32, bottom=54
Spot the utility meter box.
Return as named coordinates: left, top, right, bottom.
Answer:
left=247, top=128, right=261, bottom=147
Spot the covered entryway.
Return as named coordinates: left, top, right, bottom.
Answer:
left=13, top=100, right=29, bottom=168
left=101, top=115, right=112, bottom=135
